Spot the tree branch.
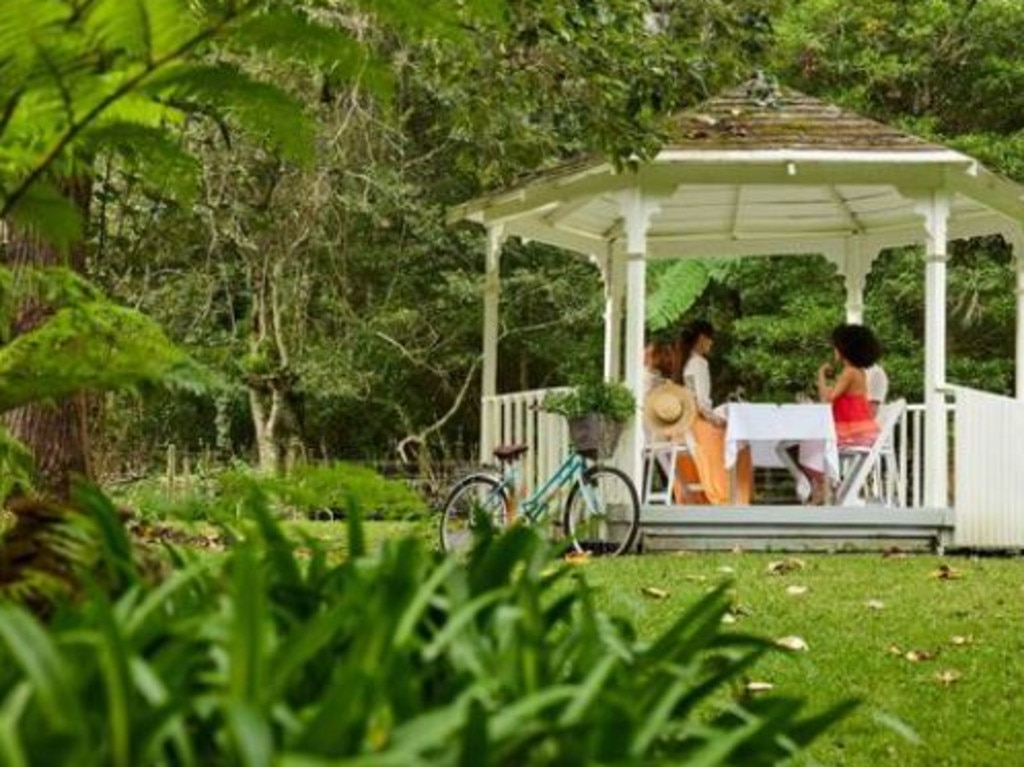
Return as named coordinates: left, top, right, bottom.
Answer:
left=396, top=357, right=480, bottom=464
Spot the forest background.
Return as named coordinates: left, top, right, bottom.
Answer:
left=74, top=0, right=1024, bottom=480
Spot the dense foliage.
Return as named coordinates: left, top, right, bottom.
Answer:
left=0, top=486, right=850, bottom=765
left=73, top=0, right=1024, bottom=475
left=0, top=0, right=1020, bottom=477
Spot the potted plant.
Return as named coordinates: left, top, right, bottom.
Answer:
left=542, top=379, right=636, bottom=457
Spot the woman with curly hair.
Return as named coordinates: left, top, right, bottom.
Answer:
left=818, top=324, right=882, bottom=448
left=805, top=323, right=882, bottom=503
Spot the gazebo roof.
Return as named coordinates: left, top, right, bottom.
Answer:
left=665, top=85, right=943, bottom=153
left=450, top=81, right=1024, bottom=261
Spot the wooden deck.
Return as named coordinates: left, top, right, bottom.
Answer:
left=638, top=506, right=954, bottom=552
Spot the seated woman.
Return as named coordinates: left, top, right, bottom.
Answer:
left=643, top=337, right=679, bottom=397
left=678, top=320, right=752, bottom=505
left=808, top=323, right=882, bottom=502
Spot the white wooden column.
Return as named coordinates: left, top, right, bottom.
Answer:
left=1012, top=228, right=1024, bottom=401
left=602, top=247, right=626, bottom=381
left=827, top=238, right=880, bottom=324
left=917, top=193, right=950, bottom=508
left=616, top=191, right=660, bottom=485
left=480, top=224, right=505, bottom=461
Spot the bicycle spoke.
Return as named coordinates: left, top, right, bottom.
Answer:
left=440, top=474, right=507, bottom=556
left=563, top=466, right=640, bottom=557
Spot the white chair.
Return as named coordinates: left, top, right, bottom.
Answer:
left=643, top=437, right=704, bottom=505
left=835, top=399, right=906, bottom=507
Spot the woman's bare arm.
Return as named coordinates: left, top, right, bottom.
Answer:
left=818, top=365, right=854, bottom=402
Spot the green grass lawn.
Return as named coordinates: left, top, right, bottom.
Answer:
left=173, top=519, right=1022, bottom=764
left=580, top=551, right=1024, bottom=767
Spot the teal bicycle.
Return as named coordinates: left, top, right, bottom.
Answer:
left=439, top=442, right=641, bottom=557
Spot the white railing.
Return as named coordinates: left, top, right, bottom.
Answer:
left=483, top=390, right=953, bottom=510
left=901, top=402, right=955, bottom=509
left=951, top=386, right=1024, bottom=547
left=481, top=388, right=570, bottom=495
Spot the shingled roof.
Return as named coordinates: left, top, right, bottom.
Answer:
left=665, top=82, right=944, bottom=152
left=449, top=77, right=1024, bottom=232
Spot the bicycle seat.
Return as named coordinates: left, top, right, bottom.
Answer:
left=493, top=444, right=529, bottom=463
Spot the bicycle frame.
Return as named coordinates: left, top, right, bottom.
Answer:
left=509, top=451, right=589, bottom=524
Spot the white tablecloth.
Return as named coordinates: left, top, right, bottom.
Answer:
left=722, top=403, right=840, bottom=481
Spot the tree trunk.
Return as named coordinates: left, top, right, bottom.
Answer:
left=3, top=178, right=93, bottom=499
left=248, top=383, right=298, bottom=474
left=249, top=386, right=280, bottom=474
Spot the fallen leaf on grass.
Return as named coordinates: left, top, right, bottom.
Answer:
left=904, top=649, right=937, bottom=663
left=684, top=574, right=708, bottom=583
left=721, top=613, right=738, bottom=625
left=931, top=564, right=962, bottom=580
left=936, top=669, right=963, bottom=685
left=641, top=586, right=669, bottom=600
left=745, top=681, right=774, bottom=693
left=564, top=551, right=590, bottom=565
left=767, top=558, right=806, bottom=575
left=950, top=635, right=974, bottom=647
left=717, top=565, right=736, bottom=575
left=776, top=636, right=809, bottom=652
left=887, top=645, right=903, bottom=656
left=785, top=585, right=808, bottom=596
left=865, top=599, right=885, bottom=610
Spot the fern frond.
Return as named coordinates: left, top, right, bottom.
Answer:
left=84, top=0, right=202, bottom=62
left=230, top=7, right=392, bottom=98
left=3, top=181, right=83, bottom=252
left=0, top=301, right=219, bottom=414
left=0, top=424, right=35, bottom=500
left=97, top=89, right=184, bottom=129
left=81, top=121, right=200, bottom=201
left=646, top=259, right=710, bottom=332
left=0, top=266, right=102, bottom=337
left=0, top=1, right=69, bottom=89
left=145, top=62, right=314, bottom=164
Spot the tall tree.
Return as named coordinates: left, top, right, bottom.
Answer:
left=0, top=0, right=503, bottom=492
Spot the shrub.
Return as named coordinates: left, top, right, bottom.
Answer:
left=0, top=484, right=852, bottom=765
left=218, top=461, right=429, bottom=520
left=542, top=379, right=637, bottom=422
left=115, top=461, right=429, bottom=522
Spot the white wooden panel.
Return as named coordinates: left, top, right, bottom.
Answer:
left=847, top=198, right=912, bottom=215
left=741, top=185, right=835, bottom=203
left=671, top=186, right=738, bottom=205
left=953, top=386, right=1024, bottom=548
left=740, top=202, right=845, bottom=217
left=487, top=388, right=570, bottom=493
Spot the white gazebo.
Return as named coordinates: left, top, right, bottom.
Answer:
left=449, top=84, right=1024, bottom=550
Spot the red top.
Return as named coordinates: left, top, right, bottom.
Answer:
left=832, top=393, right=879, bottom=447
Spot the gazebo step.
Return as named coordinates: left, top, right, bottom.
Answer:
left=637, top=504, right=952, bottom=552
left=640, top=534, right=938, bottom=553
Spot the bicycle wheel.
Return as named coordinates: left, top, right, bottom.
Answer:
left=439, top=473, right=509, bottom=556
left=562, top=465, right=640, bottom=557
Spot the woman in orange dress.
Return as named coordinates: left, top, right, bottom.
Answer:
left=810, top=323, right=881, bottom=501
left=678, top=321, right=752, bottom=505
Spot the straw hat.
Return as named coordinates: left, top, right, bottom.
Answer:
left=643, top=381, right=696, bottom=440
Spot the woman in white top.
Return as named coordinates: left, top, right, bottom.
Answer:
left=681, top=321, right=725, bottom=427
left=678, top=320, right=752, bottom=504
